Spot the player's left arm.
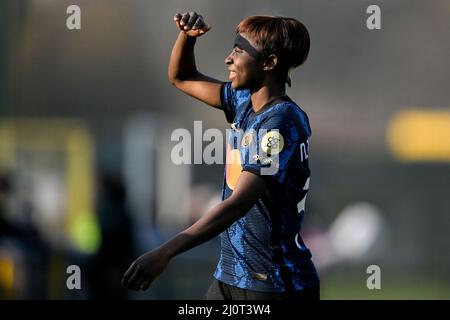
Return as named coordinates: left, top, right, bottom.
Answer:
left=121, top=171, right=267, bottom=291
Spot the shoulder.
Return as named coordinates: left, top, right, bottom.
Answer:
left=260, top=100, right=312, bottom=137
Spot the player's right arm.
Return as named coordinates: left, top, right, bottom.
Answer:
left=121, top=171, right=268, bottom=291
left=168, top=12, right=223, bottom=109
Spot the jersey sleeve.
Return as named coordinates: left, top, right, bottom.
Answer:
left=242, top=113, right=307, bottom=186
left=220, top=82, right=251, bottom=123
left=220, top=82, right=237, bottom=123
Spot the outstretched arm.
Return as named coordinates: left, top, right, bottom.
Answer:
left=122, top=171, right=267, bottom=291
left=168, top=12, right=223, bottom=109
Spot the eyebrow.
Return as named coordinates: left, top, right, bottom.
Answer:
left=233, top=34, right=263, bottom=59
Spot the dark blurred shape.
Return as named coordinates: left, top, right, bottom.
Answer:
left=0, top=173, right=45, bottom=245
left=0, top=173, right=12, bottom=234
left=0, top=172, right=51, bottom=299
left=87, top=172, right=134, bottom=299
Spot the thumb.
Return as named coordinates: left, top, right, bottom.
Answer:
left=140, top=278, right=153, bottom=291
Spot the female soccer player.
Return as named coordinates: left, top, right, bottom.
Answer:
left=122, top=11, right=320, bottom=300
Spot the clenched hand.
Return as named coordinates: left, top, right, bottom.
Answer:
left=174, top=11, right=211, bottom=37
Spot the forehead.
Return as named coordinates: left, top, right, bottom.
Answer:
left=234, top=33, right=257, bottom=47
left=233, top=33, right=262, bottom=58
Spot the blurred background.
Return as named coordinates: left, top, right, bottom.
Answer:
left=0, top=0, right=449, bottom=299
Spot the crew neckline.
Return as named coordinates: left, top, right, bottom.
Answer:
left=251, top=95, right=291, bottom=115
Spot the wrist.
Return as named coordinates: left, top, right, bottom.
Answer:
left=158, top=240, right=177, bottom=260
left=180, top=31, right=197, bottom=43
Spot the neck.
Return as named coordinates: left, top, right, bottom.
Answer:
left=250, top=82, right=286, bottom=112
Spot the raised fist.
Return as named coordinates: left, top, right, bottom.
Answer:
left=174, top=11, right=211, bottom=37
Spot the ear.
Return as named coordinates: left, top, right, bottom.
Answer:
left=263, top=54, right=278, bottom=71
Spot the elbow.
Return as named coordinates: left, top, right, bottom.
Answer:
left=169, top=78, right=178, bottom=87
left=168, top=74, right=188, bottom=89
left=167, top=66, right=182, bottom=86
left=168, top=73, right=180, bottom=87
left=168, top=69, right=198, bottom=87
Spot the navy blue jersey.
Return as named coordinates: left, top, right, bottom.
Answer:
left=214, top=82, right=319, bottom=292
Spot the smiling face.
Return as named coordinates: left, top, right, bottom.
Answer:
left=225, top=33, right=265, bottom=90
left=231, top=16, right=311, bottom=89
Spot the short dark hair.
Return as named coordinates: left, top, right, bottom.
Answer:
left=236, top=16, right=310, bottom=73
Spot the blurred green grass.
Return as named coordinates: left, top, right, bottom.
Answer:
left=321, top=275, right=450, bottom=300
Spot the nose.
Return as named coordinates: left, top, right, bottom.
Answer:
left=225, top=52, right=233, bottom=65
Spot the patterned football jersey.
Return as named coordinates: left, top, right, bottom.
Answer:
left=213, top=82, right=320, bottom=292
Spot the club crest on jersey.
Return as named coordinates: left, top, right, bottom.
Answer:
left=261, top=131, right=284, bottom=155
left=252, top=272, right=268, bottom=281
left=241, top=132, right=253, bottom=148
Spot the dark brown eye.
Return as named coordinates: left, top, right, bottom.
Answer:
left=232, top=47, right=243, bottom=54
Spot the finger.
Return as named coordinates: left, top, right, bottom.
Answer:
left=203, top=23, right=212, bottom=32
left=140, top=278, right=153, bottom=291
left=186, top=11, right=198, bottom=29
left=190, top=18, right=209, bottom=34
left=199, top=23, right=211, bottom=34
left=192, top=17, right=203, bottom=30
left=174, top=13, right=183, bottom=30
left=121, top=262, right=136, bottom=288
left=126, top=268, right=143, bottom=290
left=133, top=274, right=152, bottom=291
left=175, top=20, right=184, bottom=31
left=179, top=12, right=190, bottom=26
